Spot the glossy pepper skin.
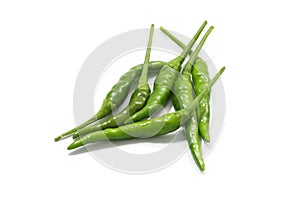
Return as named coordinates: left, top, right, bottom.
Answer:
left=70, top=112, right=182, bottom=148
left=192, top=59, right=211, bottom=142
left=73, top=85, right=150, bottom=139
left=123, top=21, right=208, bottom=124
left=73, top=24, right=155, bottom=139
left=173, top=75, right=205, bottom=171
left=54, top=60, right=166, bottom=141
left=172, top=26, right=214, bottom=172
left=159, top=27, right=211, bottom=142
left=67, top=67, right=225, bottom=150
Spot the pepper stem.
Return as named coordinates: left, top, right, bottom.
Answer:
left=160, top=26, right=187, bottom=50
left=54, top=116, right=98, bottom=142
left=138, top=24, right=154, bottom=87
left=182, top=26, right=214, bottom=74
left=176, top=20, right=207, bottom=64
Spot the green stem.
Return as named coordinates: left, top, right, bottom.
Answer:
left=183, top=26, right=214, bottom=74
left=138, top=24, right=154, bottom=87
left=189, top=26, right=213, bottom=65
left=177, top=20, right=207, bottom=64
left=160, top=26, right=187, bottom=50
left=54, top=116, right=98, bottom=142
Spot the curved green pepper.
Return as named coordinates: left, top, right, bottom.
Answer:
left=73, top=24, right=155, bottom=139
left=192, top=59, right=211, bottom=142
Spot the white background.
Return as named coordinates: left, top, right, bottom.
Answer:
left=1, top=0, right=299, bottom=199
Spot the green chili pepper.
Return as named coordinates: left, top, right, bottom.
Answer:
left=123, top=21, right=208, bottom=125
left=73, top=24, right=155, bottom=139
left=160, top=26, right=212, bottom=142
left=67, top=67, right=225, bottom=150
left=172, top=26, right=214, bottom=171
left=54, top=60, right=167, bottom=142
left=192, top=59, right=211, bottom=142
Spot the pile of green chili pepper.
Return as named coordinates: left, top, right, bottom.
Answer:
left=55, top=22, right=226, bottom=172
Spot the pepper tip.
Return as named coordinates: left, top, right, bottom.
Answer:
left=67, top=139, right=84, bottom=150
left=199, top=158, right=205, bottom=172
left=67, top=143, right=74, bottom=150
left=54, top=137, right=60, bottom=142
